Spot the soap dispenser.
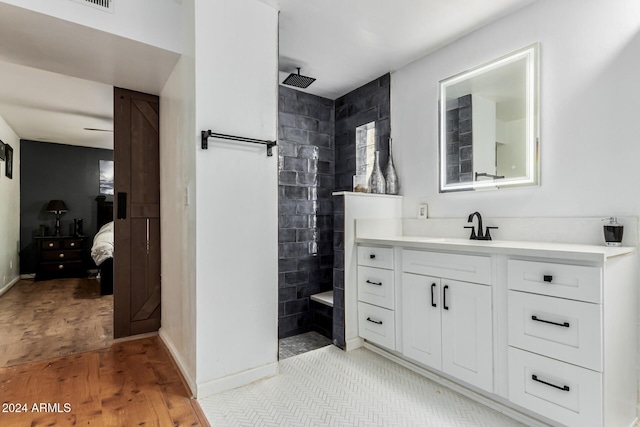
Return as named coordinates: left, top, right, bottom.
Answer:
left=603, top=217, right=623, bottom=247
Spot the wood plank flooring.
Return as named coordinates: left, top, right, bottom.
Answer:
left=0, top=336, right=208, bottom=427
left=0, top=278, right=113, bottom=367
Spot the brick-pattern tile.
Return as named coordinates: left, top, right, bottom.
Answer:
left=334, top=74, right=391, bottom=192
left=279, top=86, right=335, bottom=339
left=446, top=94, right=473, bottom=184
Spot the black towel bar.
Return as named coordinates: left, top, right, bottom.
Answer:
left=201, top=130, right=277, bottom=156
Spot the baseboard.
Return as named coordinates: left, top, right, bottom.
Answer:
left=629, top=416, right=638, bottom=427
left=158, top=329, right=197, bottom=397
left=196, top=361, right=279, bottom=399
left=20, top=273, right=35, bottom=279
left=113, top=331, right=158, bottom=344
left=363, top=343, right=551, bottom=427
left=0, top=276, right=20, bottom=297
left=345, top=336, right=364, bottom=351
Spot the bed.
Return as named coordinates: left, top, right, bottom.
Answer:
left=93, top=196, right=114, bottom=295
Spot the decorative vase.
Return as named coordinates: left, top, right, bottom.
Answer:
left=384, top=138, right=399, bottom=195
left=369, top=151, right=386, bottom=194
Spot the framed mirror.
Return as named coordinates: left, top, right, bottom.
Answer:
left=439, top=44, right=539, bottom=192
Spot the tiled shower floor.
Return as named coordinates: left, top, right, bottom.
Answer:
left=278, top=331, right=332, bottom=360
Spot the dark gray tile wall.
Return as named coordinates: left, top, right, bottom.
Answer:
left=278, top=86, right=335, bottom=339
left=278, top=74, right=391, bottom=346
left=446, top=94, right=473, bottom=183
left=334, top=74, right=391, bottom=191
left=332, top=194, right=345, bottom=348
left=332, top=74, right=390, bottom=349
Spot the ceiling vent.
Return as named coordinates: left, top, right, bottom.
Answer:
left=71, top=0, right=114, bottom=13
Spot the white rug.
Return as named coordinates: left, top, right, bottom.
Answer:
left=199, top=345, right=526, bottom=426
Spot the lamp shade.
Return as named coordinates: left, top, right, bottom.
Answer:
left=46, top=200, right=68, bottom=213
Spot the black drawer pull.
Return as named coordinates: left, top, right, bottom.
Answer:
left=431, top=283, right=437, bottom=308
left=369, top=254, right=376, bottom=259
left=531, top=315, right=569, bottom=328
left=532, top=374, right=570, bottom=392
left=366, top=317, right=383, bottom=325
left=543, top=275, right=553, bottom=282
left=365, top=280, right=382, bottom=286
left=443, top=285, right=449, bottom=310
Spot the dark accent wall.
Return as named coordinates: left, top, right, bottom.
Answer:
left=334, top=74, right=391, bottom=191
left=278, top=86, right=335, bottom=339
left=446, top=94, right=473, bottom=183
left=19, top=140, right=114, bottom=274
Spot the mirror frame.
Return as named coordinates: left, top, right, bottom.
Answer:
left=438, top=43, right=539, bottom=192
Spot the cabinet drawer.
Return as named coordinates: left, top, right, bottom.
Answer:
left=41, top=240, right=61, bottom=250
left=508, top=260, right=602, bottom=303
left=508, top=291, right=602, bottom=371
left=41, top=250, right=82, bottom=262
left=39, top=260, right=84, bottom=275
left=402, top=250, right=491, bottom=285
left=357, top=266, right=394, bottom=309
left=63, top=239, right=83, bottom=249
left=508, top=347, right=602, bottom=427
left=358, top=302, right=395, bottom=350
left=357, top=246, right=393, bottom=269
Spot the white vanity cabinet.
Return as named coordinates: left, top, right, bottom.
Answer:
left=356, top=245, right=396, bottom=350
left=401, top=250, right=493, bottom=392
left=506, top=257, right=636, bottom=427
left=354, top=233, right=637, bottom=427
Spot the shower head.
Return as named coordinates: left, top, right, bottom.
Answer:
left=282, top=67, right=316, bottom=89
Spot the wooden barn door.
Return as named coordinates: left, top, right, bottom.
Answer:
left=113, top=87, right=161, bottom=338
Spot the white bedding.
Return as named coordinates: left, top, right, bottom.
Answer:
left=91, top=221, right=114, bottom=266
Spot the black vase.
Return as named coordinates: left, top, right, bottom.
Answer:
left=74, top=219, right=84, bottom=236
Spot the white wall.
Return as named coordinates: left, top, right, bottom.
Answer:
left=0, top=0, right=182, bottom=53
left=158, top=0, right=197, bottom=394
left=496, top=118, right=525, bottom=178
left=193, top=0, right=279, bottom=397
left=471, top=95, right=497, bottom=178
left=392, top=0, right=640, bottom=219
left=0, top=116, right=20, bottom=295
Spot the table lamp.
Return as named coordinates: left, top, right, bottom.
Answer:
left=46, top=200, right=68, bottom=236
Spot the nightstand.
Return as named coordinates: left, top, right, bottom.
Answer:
left=35, top=236, right=86, bottom=281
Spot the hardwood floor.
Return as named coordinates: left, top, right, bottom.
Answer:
left=0, top=278, right=113, bottom=367
left=0, top=336, right=209, bottom=426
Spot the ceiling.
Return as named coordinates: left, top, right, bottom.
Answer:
left=0, top=1, right=180, bottom=150
left=0, top=0, right=536, bottom=150
left=274, top=0, right=537, bottom=99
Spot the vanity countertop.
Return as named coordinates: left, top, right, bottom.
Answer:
left=355, top=235, right=636, bottom=262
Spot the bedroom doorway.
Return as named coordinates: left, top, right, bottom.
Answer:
left=113, top=87, right=161, bottom=339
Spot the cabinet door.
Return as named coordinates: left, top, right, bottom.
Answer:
left=441, top=279, right=493, bottom=392
left=402, top=273, right=442, bottom=370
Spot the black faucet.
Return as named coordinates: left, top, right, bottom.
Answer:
left=466, top=211, right=498, bottom=240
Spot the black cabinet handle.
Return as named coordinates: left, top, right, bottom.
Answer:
left=543, top=275, right=553, bottom=283
left=366, top=317, right=382, bottom=325
left=531, top=315, right=570, bottom=328
left=369, top=254, right=376, bottom=259
left=531, top=374, right=570, bottom=392
left=366, top=280, right=382, bottom=286
left=443, top=285, right=449, bottom=310
left=431, top=283, right=437, bottom=307
left=117, top=192, right=127, bottom=219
